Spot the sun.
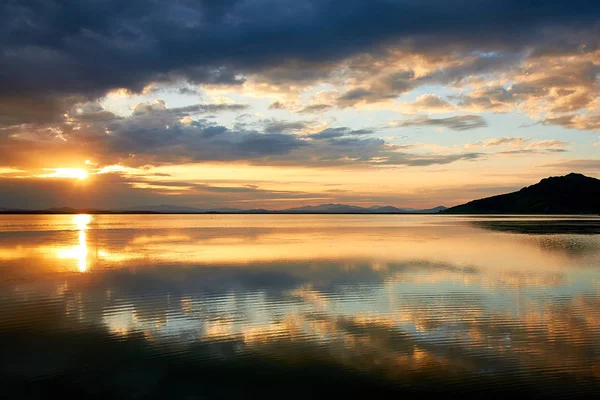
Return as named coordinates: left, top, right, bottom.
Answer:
left=71, top=169, right=89, bottom=180
left=41, top=168, right=89, bottom=180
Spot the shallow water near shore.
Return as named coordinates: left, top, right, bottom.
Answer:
left=1, top=214, right=600, bottom=398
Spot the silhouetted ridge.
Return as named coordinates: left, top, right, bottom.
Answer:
left=446, top=173, right=600, bottom=214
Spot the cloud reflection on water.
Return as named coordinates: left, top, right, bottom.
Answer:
left=0, top=215, right=600, bottom=396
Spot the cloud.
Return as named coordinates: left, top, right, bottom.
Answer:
left=1, top=0, right=599, bottom=208
left=391, top=115, right=487, bottom=131
left=452, top=54, right=600, bottom=125
left=0, top=173, right=334, bottom=209
left=178, top=87, right=202, bottom=96
left=479, top=137, right=531, bottom=148
left=337, top=88, right=378, bottom=105
left=298, top=104, right=333, bottom=114
left=542, top=114, right=600, bottom=131
left=0, top=99, right=488, bottom=171
left=6, top=0, right=596, bottom=97
left=0, top=155, right=490, bottom=209
left=0, top=0, right=598, bottom=130
left=0, top=94, right=88, bottom=127
left=456, top=86, right=516, bottom=112
left=262, top=120, right=312, bottom=134
left=526, top=139, right=570, bottom=150
left=542, top=159, right=600, bottom=171
left=309, top=128, right=374, bottom=140
left=400, top=94, right=455, bottom=113
left=268, top=101, right=288, bottom=110
left=170, top=103, right=249, bottom=115
left=465, top=137, right=570, bottom=154
left=266, top=101, right=334, bottom=114
left=333, top=53, right=523, bottom=107
left=128, top=100, right=249, bottom=118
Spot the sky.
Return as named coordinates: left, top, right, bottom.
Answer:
left=0, top=0, right=599, bottom=210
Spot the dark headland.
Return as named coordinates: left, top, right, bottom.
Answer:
left=445, top=173, right=600, bottom=214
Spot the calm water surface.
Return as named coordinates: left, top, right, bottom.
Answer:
left=1, top=214, right=600, bottom=398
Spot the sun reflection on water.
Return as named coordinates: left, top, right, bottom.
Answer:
left=56, top=214, right=92, bottom=272
left=74, top=214, right=92, bottom=230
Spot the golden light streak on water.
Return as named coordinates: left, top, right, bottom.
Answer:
left=55, top=214, right=92, bottom=272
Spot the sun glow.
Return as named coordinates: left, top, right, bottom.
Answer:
left=41, top=168, right=89, bottom=180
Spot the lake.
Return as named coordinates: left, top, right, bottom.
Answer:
left=1, top=214, right=600, bottom=398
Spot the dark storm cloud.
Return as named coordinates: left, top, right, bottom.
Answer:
left=1, top=0, right=598, bottom=103
left=0, top=94, right=86, bottom=127
left=392, top=115, right=487, bottom=131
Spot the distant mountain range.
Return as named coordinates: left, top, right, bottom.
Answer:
left=445, top=173, right=600, bottom=214
left=2, top=173, right=598, bottom=215
left=0, top=203, right=447, bottom=214
left=118, top=205, right=247, bottom=213
left=275, top=204, right=447, bottom=214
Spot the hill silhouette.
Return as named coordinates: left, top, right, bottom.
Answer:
left=446, top=173, right=600, bottom=214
